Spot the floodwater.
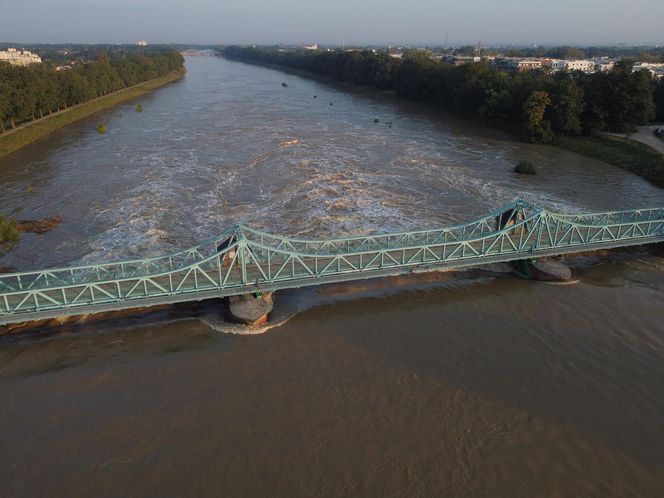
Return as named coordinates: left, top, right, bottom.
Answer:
left=1, top=56, right=663, bottom=497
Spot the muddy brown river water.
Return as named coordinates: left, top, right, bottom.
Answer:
left=1, top=56, right=663, bottom=497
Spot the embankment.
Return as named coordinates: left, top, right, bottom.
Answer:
left=0, top=69, right=185, bottom=159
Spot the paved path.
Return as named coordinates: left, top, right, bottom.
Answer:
left=630, top=126, right=664, bottom=155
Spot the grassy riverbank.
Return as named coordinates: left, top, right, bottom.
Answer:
left=556, top=134, right=664, bottom=188
left=0, top=69, right=185, bottom=159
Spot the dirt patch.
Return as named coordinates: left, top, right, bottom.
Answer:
left=16, top=216, right=63, bottom=234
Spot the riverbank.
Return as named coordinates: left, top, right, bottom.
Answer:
left=223, top=53, right=664, bottom=189
left=0, top=69, right=185, bottom=159
left=556, top=134, right=664, bottom=188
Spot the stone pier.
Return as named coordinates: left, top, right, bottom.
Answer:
left=226, top=293, right=274, bottom=326
left=511, top=258, right=572, bottom=282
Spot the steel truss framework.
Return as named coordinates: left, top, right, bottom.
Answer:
left=2, top=199, right=664, bottom=325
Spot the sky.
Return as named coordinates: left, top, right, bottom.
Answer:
left=1, top=0, right=663, bottom=47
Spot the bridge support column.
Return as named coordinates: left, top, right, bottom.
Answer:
left=511, top=258, right=571, bottom=282
left=226, top=292, right=274, bottom=326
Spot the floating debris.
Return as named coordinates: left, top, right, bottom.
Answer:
left=97, top=123, right=107, bottom=134
left=281, top=82, right=288, bottom=87
left=135, top=104, right=143, bottom=112
left=16, top=216, right=63, bottom=234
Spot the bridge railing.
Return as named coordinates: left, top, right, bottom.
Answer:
left=1, top=200, right=663, bottom=322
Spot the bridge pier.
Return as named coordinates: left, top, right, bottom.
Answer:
left=511, top=258, right=571, bottom=281
left=226, top=292, right=274, bottom=326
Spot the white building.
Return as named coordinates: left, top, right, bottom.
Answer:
left=0, top=48, right=42, bottom=66
left=136, top=40, right=148, bottom=47
left=303, top=44, right=318, bottom=51
left=634, top=62, right=664, bottom=79
left=594, top=60, right=615, bottom=72
left=550, top=59, right=596, bottom=74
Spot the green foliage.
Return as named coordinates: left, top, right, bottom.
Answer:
left=558, top=135, right=664, bottom=187
left=0, top=49, right=183, bottom=131
left=523, top=90, right=554, bottom=143
left=0, top=71, right=183, bottom=158
left=654, top=79, right=664, bottom=123
left=135, top=104, right=143, bottom=112
left=0, top=215, right=18, bottom=243
left=97, top=123, right=107, bottom=134
left=222, top=46, right=661, bottom=143
left=514, top=161, right=536, bottom=174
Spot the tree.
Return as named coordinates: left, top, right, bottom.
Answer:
left=604, top=61, right=655, bottom=135
left=654, top=79, right=664, bottom=123
left=523, top=90, right=554, bottom=143
left=548, top=79, right=584, bottom=135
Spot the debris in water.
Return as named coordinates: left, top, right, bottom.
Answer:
left=282, top=82, right=288, bottom=87
left=16, top=216, right=63, bottom=234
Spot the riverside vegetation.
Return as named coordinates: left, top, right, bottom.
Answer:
left=0, top=49, right=184, bottom=132
left=223, top=46, right=664, bottom=185
left=0, top=48, right=185, bottom=238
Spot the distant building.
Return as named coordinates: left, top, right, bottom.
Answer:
left=451, top=55, right=481, bottom=65
left=551, top=59, right=596, bottom=73
left=136, top=40, right=148, bottom=47
left=0, top=48, right=42, bottom=66
left=495, top=57, right=542, bottom=72
left=634, top=62, right=664, bottom=79
left=594, top=59, right=615, bottom=72
left=303, top=44, right=318, bottom=51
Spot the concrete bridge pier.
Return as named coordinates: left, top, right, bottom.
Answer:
left=511, top=258, right=572, bottom=282
left=226, top=292, right=274, bottom=326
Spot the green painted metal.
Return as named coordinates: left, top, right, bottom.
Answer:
left=1, top=199, right=664, bottom=325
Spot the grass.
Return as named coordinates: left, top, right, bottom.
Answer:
left=0, top=69, right=185, bottom=159
left=514, top=160, right=536, bottom=175
left=0, top=215, right=18, bottom=243
left=557, top=134, right=664, bottom=187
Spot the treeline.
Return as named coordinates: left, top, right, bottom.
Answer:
left=223, top=47, right=663, bottom=143
left=0, top=49, right=184, bottom=131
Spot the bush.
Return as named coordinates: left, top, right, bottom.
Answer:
left=0, top=215, right=18, bottom=243
left=514, top=161, right=536, bottom=175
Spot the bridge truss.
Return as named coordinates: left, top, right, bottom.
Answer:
left=1, top=200, right=663, bottom=325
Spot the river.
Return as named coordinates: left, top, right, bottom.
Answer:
left=0, top=56, right=663, bottom=497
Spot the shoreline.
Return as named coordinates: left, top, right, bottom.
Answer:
left=223, top=55, right=664, bottom=188
left=0, top=68, right=185, bottom=159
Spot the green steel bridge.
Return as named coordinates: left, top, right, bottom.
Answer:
left=2, top=199, right=664, bottom=326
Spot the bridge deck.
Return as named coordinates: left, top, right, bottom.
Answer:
left=2, top=200, right=663, bottom=326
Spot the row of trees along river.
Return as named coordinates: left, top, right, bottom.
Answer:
left=0, top=49, right=184, bottom=131
left=223, top=47, right=664, bottom=144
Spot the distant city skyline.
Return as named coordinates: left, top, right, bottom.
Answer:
left=1, top=0, right=663, bottom=47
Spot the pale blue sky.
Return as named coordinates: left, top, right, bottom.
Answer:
left=1, top=0, right=663, bottom=46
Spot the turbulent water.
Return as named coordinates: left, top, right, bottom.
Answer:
left=1, top=56, right=663, bottom=497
